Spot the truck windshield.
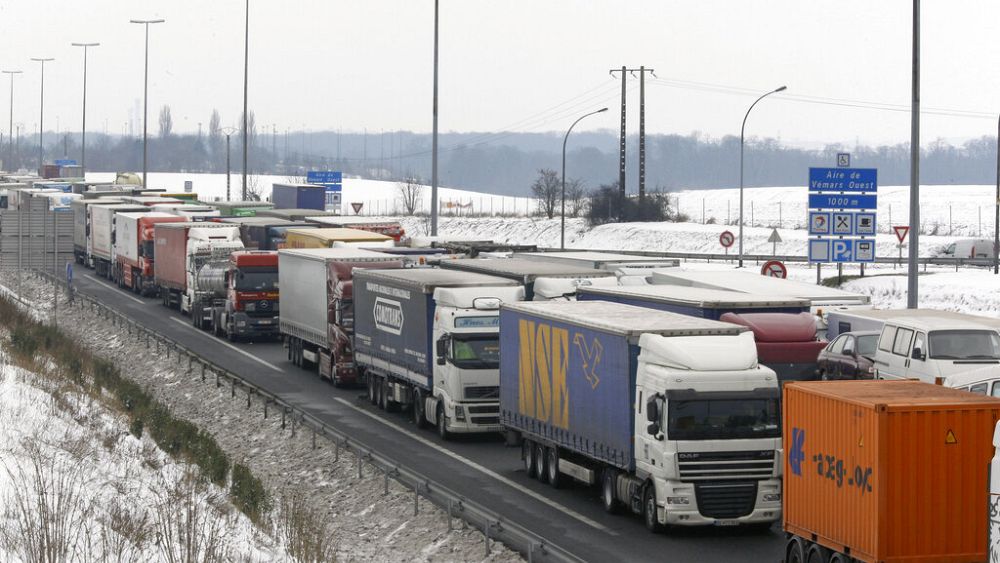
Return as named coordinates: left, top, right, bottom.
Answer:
left=667, top=398, right=780, bottom=441
left=235, top=267, right=278, bottom=291
left=450, top=336, right=500, bottom=370
left=929, top=330, right=1000, bottom=360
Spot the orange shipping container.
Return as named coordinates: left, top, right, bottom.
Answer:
left=283, top=227, right=391, bottom=249
left=783, top=380, right=1000, bottom=563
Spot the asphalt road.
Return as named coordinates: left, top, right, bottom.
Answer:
left=74, top=273, right=785, bottom=563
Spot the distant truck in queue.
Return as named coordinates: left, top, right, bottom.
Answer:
left=439, top=258, right=616, bottom=300
left=152, top=222, right=244, bottom=324
left=88, top=203, right=149, bottom=275
left=279, top=248, right=403, bottom=385
left=271, top=183, right=326, bottom=210
left=499, top=301, right=782, bottom=530
left=352, top=268, right=524, bottom=438
left=218, top=217, right=318, bottom=250
left=71, top=197, right=123, bottom=265
left=783, top=380, right=1000, bottom=563
left=577, top=285, right=825, bottom=382
left=112, top=211, right=185, bottom=294
left=283, top=227, right=392, bottom=249
left=200, top=251, right=280, bottom=341
left=256, top=208, right=341, bottom=222
left=306, top=216, right=406, bottom=242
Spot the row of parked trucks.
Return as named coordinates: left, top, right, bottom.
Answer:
left=51, top=190, right=1000, bottom=560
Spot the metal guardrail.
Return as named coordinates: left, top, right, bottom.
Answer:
left=535, top=247, right=990, bottom=269
left=32, top=270, right=580, bottom=563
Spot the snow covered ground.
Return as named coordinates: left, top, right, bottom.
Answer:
left=0, top=345, right=284, bottom=562
left=841, top=271, right=1000, bottom=316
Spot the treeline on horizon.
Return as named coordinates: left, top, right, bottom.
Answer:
left=9, top=125, right=996, bottom=196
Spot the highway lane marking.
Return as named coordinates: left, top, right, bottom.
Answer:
left=84, top=275, right=145, bottom=305
left=332, top=397, right=617, bottom=536
left=169, top=317, right=284, bottom=372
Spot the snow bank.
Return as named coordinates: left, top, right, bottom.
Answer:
left=842, top=271, right=1000, bottom=316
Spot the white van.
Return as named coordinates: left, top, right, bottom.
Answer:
left=944, top=366, right=1000, bottom=397
left=939, top=238, right=996, bottom=260
left=873, top=313, right=1000, bottom=384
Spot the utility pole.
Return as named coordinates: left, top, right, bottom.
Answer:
left=907, top=0, right=920, bottom=308
left=631, top=66, right=655, bottom=202
left=241, top=0, right=249, bottom=200
left=3, top=70, right=22, bottom=170
left=30, top=57, right=54, bottom=171
left=609, top=67, right=627, bottom=210
left=431, top=0, right=440, bottom=235
left=130, top=19, right=165, bottom=189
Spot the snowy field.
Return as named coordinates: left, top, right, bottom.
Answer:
left=841, top=271, right=1000, bottom=316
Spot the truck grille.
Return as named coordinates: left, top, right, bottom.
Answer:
left=467, top=404, right=498, bottom=426
left=465, top=386, right=499, bottom=400
left=677, top=450, right=775, bottom=481
left=695, top=482, right=758, bottom=519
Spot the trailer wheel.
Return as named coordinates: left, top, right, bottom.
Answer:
left=546, top=447, right=561, bottom=488
left=367, top=375, right=377, bottom=405
left=643, top=485, right=665, bottom=533
left=601, top=469, right=621, bottom=514
left=522, top=440, right=536, bottom=476
left=436, top=404, right=451, bottom=441
left=806, top=544, right=830, bottom=563
left=534, top=443, right=549, bottom=483
left=828, top=553, right=849, bottom=563
left=785, top=537, right=806, bottom=563
left=412, top=389, right=427, bottom=429
left=377, top=378, right=388, bottom=410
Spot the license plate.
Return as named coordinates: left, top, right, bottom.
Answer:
left=257, top=319, right=271, bottom=325
left=714, top=520, right=739, bottom=527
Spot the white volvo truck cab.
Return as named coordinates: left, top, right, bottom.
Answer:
left=425, top=285, right=525, bottom=435
left=181, top=227, right=244, bottom=316
left=634, top=331, right=783, bottom=527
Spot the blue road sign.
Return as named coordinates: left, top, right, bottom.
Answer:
left=307, top=170, right=343, bottom=190
left=830, top=239, right=855, bottom=262
left=55, top=158, right=78, bottom=166
left=855, top=212, right=876, bottom=236
left=808, top=211, right=832, bottom=235
left=808, top=193, right=877, bottom=210
left=809, top=167, right=877, bottom=192
left=808, top=239, right=830, bottom=263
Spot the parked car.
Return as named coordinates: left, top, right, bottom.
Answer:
left=816, top=330, right=879, bottom=380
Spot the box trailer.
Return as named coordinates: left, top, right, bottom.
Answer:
left=201, top=200, right=274, bottom=216
left=650, top=269, right=870, bottom=308
left=440, top=258, right=615, bottom=300
left=88, top=203, right=149, bottom=275
left=284, top=227, right=391, bottom=249
left=219, top=217, right=318, bottom=250
left=257, top=208, right=341, bottom=221
left=152, top=222, right=243, bottom=315
left=112, top=212, right=177, bottom=290
left=278, top=248, right=403, bottom=384
left=516, top=251, right=680, bottom=271
left=271, top=183, right=325, bottom=210
left=71, top=197, right=123, bottom=264
left=500, top=300, right=782, bottom=529
left=306, top=216, right=406, bottom=241
left=783, top=380, right=1000, bottom=563
left=353, top=268, right=524, bottom=436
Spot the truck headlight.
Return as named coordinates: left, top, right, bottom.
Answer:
left=762, top=493, right=781, bottom=503
left=666, top=496, right=690, bottom=505
left=454, top=405, right=465, bottom=421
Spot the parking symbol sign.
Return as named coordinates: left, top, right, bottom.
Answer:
left=831, top=239, right=854, bottom=262
left=833, top=213, right=854, bottom=235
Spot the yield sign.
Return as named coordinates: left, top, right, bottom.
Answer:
left=767, top=228, right=783, bottom=244
left=893, top=226, right=910, bottom=244
left=351, top=202, right=364, bottom=214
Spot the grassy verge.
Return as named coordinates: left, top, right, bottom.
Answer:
left=0, top=295, right=272, bottom=522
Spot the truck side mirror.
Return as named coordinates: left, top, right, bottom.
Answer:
left=912, top=347, right=925, bottom=361
left=436, top=338, right=448, bottom=365
left=646, top=422, right=660, bottom=436
left=646, top=396, right=659, bottom=422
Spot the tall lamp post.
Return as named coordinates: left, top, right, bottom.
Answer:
left=241, top=0, right=249, bottom=200
left=130, top=18, right=165, bottom=189
left=2, top=70, right=22, bottom=170
left=738, top=85, right=786, bottom=267
left=71, top=42, right=99, bottom=173
left=222, top=127, right=237, bottom=201
left=561, top=107, right=608, bottom=249
left=994, top=113, right=999, bottom=275
left=30, top=57, right=54, bottom=171
left=430, top=0, right=440, bottom=235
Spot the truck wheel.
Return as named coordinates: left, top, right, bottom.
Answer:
left=534, top=443, right=549, bottom=483
left=806, top=544, right=830, bottom=563
left=377, top=378, right=388, bottom=410
left=367, top=376, right=377, bottom=405
left=643, top=485, right=665, bottom=533
left=601, top=469, right=621, bottom=514
left=412, top=389, right=427, bottom=429
left=546, top=447, right=561, bottom=488
left=436, top=404, right=451, bottom=441
left=785, top=538, right=806, bottom=563
left=827, top=553, right=849, bottom=563
left=522, top=440, right=536, bottom=476
left=381, top=380, right=398, bottom=412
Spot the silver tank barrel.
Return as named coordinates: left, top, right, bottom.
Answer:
left=197, top=262, right=229, bottom=296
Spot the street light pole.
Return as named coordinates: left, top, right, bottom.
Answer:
left=430, top=0, right=439, bottom=235
left=994, top=112, right=999, bottom=275
left=2, top=70, right=22, bottom=170
left=738, top=84, right=786, bottom=267
left=130, top=18, right=165, bottom=189
left=241, top=0, right=249, bottom=200
left=71, top=43, right=99, bottom=173
left=30, top=58, right=54, bottom=171
left=561, top=107, right=608, bottom=250
left=222, top=127, right=236, bottom=201
left=907, top=0, right=920, bottom=307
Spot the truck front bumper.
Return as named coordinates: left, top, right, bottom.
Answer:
left=233, top=313, right=280, bottom=338
left=656, top=478, right=782, bottom=527
left=448, top=401, right=501, bottom=434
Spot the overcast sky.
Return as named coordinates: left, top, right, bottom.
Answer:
left=2, top=1, right=999, bottom=148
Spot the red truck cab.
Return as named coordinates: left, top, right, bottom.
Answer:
left=720, top=312, right=827, bottom=382
left=215, top=251, right=280, bottom=340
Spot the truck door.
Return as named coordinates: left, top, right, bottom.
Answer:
left=634, top=386, right=665, bottom=476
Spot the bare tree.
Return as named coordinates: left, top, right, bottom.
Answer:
left=566, top=178, right=586, bottom=218
left=396, top=175, right=424, bottom=215
left=245, top=173, right=265, bottom=202
left=158, top=105, right=173, bottom=139
left=530, top=168, right=560, bottom=219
